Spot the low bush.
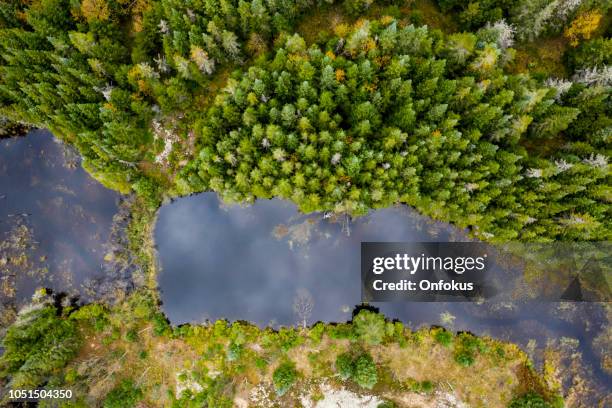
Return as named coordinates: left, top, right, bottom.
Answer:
left=353, top=310, right=386, bottom=345
left=103, top=379, right=143, bottom=408
left=335, top=352, right=354, bottom=380
left=508, top=392, right=554, bottom=408
left=353, top=353, right=378, bottom=389
left=434, top=329, right=453, bottom=347
left=272, top=362, right=297, bottom=396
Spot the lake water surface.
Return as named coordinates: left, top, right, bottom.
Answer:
left=156, top=194, right=472, bottom=325
left=0, top=130, right=122, bottom=311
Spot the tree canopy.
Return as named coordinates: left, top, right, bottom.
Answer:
left=179, top=19, right=610, bottom=241
left=0, top=1, right=609, bottom=241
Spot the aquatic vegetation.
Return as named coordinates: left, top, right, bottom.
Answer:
left=0, top=219, right=48, bottom=305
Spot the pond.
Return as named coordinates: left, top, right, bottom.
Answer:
left=156, top=193, right=611, bottom=402
left=155, top=194, right=472, bottom=325
left=0, top=130, right=123, bottom=315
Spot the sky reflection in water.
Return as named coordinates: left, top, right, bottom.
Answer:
left=0, top=130, right=120, bottom=305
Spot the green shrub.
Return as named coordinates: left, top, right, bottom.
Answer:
left=409, top=10, right=424, bottom=26
left=277, top=327, right=303, bottom=351
left=309, top=322, right=325, bottom=344
left=382, top=5, right=402, bottom=19
left=132, top=177, right=162, bottom=208
left=343, top=0, right=374, bottom=17
left=255, top=357, right=268, bottom=370
left=272, top=362, right=297, bottom=396
left=353, top=353, right=378, bottom=390
left=438, top=0, right=507, bottom=31
left=125, top=328, right=138, bottom=342
left=335, top=351, right=378, bottom=389
left=103, top=379, right=143, bottom=408
left=453, top=333, right=482, bottom=367
left=353, top=310, right=386, bottom=345
left=328, top=324, right=356, bottom=340
left=407, top=378, right=435, bottom=393
left=152, top=312, right=171, bottom=336
left=227, top=343, right=242, bottom=362
left=454, top=351, right=476, bottom=367
left=64, top=368, right=78, bottom=384
left=420, top=380, right=434, bottom=392
left=508, top=392, right=553, bottom=408
left=70, top=304, right=109, bottom=331
left=335, top=352, right=354, bottom=380
left=434, top=329, right=453, bottom=347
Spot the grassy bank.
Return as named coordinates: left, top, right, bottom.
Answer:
left=0, top=291, right=562, bottom=407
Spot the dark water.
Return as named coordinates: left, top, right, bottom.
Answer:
left=156, top=193, right=611, bottom=402
left=0, top=130, right=121, bottom=308
left=155, top=194, right=470, bottom=325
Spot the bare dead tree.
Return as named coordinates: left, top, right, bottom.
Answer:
left=293, top=288, right=314, bottom=328
left=341, top=212, right=351, bottom=237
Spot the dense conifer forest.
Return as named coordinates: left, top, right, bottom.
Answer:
left=0, top=0, right=609, bottom=240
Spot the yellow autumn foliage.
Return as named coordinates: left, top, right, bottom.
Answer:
left=325, top=50, right=336, bottom=60
left=335, top=69, right=345, bottom=82
left=380, top=15, right=395, bottom=25
left=334, top=24, right=350, bottom=38
left=364, top=38, right=377, bottom=52
left=129, top=0, right=151, bottom=32
left=564, top=10, right=602, bottom=47
left=80, top=0, right=110, bottom=22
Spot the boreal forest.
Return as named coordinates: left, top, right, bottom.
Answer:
left=0, top=0, right=609, bottom=241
